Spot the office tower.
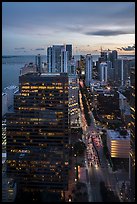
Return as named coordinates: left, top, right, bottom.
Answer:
left=77, top=55, right=86, bottom=75
left=47, top=47, right=52, bottom=72
left=47, top=45, right=65, bottom=73
left=130, top=66, right=135, bottom=87
left=114, top=59, right=130, bottom=86
left=61, top=48, right=68, bottom=73
left=85, top=54, right=93, bottom=87
left=52, top=45, right=64, bottom=73
left=6, top=72, right=69, bottom=194
left=101, top=51, right=107, bottom=61
left=106, top=61, right=114, bottom=82
left=96, top=89, right=120, bottom=119
left=66, top=44, right=72, bottom=61
left=99, top=62, right=108, bottom=82
left=68, top=74, right=79, bottom=128
left=128, top=69, right=135, bottom=201
left=35, top=54, right=42, bottom=73
left=108, top=50, right=118, bottom=68
left=129, top=86, right=135, bottom=201
left=69, top=57, right=76, bottom=74
left=97, top=49, right=108, bottom=78
left=98, top=50, right=107, bottom=63
left=47, top=44, right=72, bottom=73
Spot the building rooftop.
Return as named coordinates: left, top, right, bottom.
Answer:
left=107, top=129, right=130, bottom=140
left=100, top=62, right=107, bottom=65
left=40, top=72, right=68, bottom=77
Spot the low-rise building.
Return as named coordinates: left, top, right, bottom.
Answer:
left=107, top=129, right=130, bottom=158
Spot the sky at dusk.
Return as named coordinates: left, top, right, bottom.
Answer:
left=2, top=2, right=135, bottom=55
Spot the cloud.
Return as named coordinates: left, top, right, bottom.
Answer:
left=85, top=29, right=134, bottom=36
left=35, top=48, right=45, bottom=50
left=14, top=47, right=25, bottom=50
left=117, top=48, right=123, bottom=51
left=122, top=45, right=135, bottom=51
left=2, top=2, right=135, bottom=55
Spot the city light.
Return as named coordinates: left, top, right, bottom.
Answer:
left=2, top=2, right=135, bottom=202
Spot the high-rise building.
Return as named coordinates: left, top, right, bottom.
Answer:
left=47, top=44, right=72, bottom=73
left=6, top=72, right=69, bottom=194
left=85, top=54, right=93, bottom=87
left=69, top=57, right=76, bottom=74
left=98, top=50, right=107, bottom=63
left=47, top=45, right=64, bottom=73
left=66, top=44, right=72, bottom=61
left=99, top=62, right=108, bottom=82
left=129, top=86, right=135, bottom=201
left=130, top=66, right=135, bottom=87
left=51, top=45, right=65, bottom=73
left=68, top=74, right=79, bottom=128
left=124, top=83, right=135, bottom=202
left=106, top=61, right=115, bottom=83
left=47, top=47, right=53, bottom=72
left=35, top=54, right=42, bottom=73
left=108, top=50, right=118, bottom=68
left=61, top=48, right=68, bottom=73
left=114, top=59, right=130, bottom=86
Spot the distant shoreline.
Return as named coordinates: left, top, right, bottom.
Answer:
left=2, top=54, right=135, bottom=58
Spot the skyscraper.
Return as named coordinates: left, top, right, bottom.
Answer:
left=114, top=59, right=130, bottom=86
left=61, top=48, right=68, bottom=73
left=108, top=50, right=118, bottom=68
left=99, top=62, right=108, bottom=82
left=66, top=44, right=72, bottom=61
left=47, top=45, right=64, bottom=73
left=68, top=74, right=79, bottom=127
left=6, top=72, right=69, bottom=194
left=47, top=44, right=72, bottom=73
left=129, top=86, right=135, bottom=202
left=35, top=54, right=42, bottom=73
left=98, top=49, right=107, bottom=63
left=85, top=54, right=93, bottom=87
left=47, top=47, right=52, bottom=72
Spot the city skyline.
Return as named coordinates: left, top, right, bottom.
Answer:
left=2, top=2, right=135, bottom=56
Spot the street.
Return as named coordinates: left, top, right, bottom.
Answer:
left=79, top=87, right=125, bottom=202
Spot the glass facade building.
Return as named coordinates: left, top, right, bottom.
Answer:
left=6, top=72, right=69, bottom=193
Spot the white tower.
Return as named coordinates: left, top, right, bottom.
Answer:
left=85, top=54, right=93, bottom=87
left=99, top=62, right=108, bottom=82
left=61, top=47, right=68, bottom=73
